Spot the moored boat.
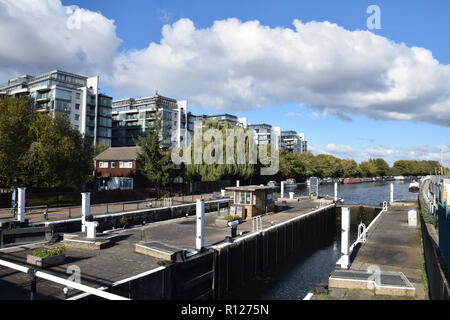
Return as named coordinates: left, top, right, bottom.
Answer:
left=409, top=181, right=420, bottom=192
left=284, top=178, right=297, bottom=189
left=343, top=178, right=362, bottom=184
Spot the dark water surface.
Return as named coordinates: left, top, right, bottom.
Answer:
left=225, top=181, right=418, bottom=300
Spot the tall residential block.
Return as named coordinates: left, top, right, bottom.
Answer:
left=111, top=94, right=188, bottom=148
left=0, top=70, right=112, bottom=146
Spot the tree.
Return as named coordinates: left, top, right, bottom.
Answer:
left=359, top=160, right=377, bottom=177
left=341, top=159, right=361, bottom=177
left=21, top=113, right=93, bottom=187
left=94, top=143, right=110, bottom=156
left=0, top=95, right=35, bottom=186
left=372, top=158, right=391, bottom=176
left=0, top=96, right=94, bottom=189
left=135, top=103, right=174, bottom=187
left=184, top=120, right=256, bottom=182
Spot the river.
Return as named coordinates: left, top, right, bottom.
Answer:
left=225, top=180, right=419, bottom=300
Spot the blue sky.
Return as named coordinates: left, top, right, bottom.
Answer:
left=3, top=0, right=450, bottom=165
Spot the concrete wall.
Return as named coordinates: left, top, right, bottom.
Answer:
left=46, top=200, right=230, bottom=234
left=213, top=205, right=336, bottom=298
left=84, top=249, right=217, bottom=300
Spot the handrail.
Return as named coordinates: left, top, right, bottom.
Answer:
left=67, top=266, right=166, bottom=300
left=349, top=201, right=388, bottom=254
left=0, top=259, right=129, bottom=300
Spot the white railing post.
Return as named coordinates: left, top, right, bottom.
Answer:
left=340, top=207, right=350, bottom=269
left=236, top=180, right=240, bottom=187
left=17, top=187, right=26, bottom=223
left=81, top=192, right=91, bottom=232
left=334, top=182, right=338, bottom=202
left=281, top=181, right=285, bottom=199
left=196, top=199, right=205, bottom=250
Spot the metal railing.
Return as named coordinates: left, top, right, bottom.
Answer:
left=349, top=201, right=388, bottom=254
left=0, top=258, right=129, bottom=300
left=0, top=193, right=228, bottom=221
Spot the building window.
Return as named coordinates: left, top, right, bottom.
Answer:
left=99, top=161, right=109, bottom=168
left=119, top=178, right=133, bottom=190
left=119, top=161, right=133, bottom=168
left=111, top=162, right=116, bottom=168
left=75, top=103, right=80, bottom=110
left=245, top=192, right=252, bottom=205
left=74, top=125, right=79, bottom=130
left=74, top=114, right=80, bottom=121
left=76, top=92, right=81, bottom=99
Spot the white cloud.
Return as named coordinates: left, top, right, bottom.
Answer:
left=111, top=18, right=450, bottom=126
left=1, top=2, right=450, bottom=127
left=324, top=143, right=353, bottom=154
left=0, top=0, right=121, bottom=81
left=315, top=143, right=450, bottom=166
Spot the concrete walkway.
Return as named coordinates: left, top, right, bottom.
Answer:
left=0, top=198, right=333, bottom=300
left=312, top=200, right=427, bottom=300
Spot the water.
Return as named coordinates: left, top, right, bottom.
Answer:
left=227, top=181, right=418, bottom=300
left=300, top=180, right=418, bottom=205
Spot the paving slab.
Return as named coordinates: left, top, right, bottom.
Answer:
left=0, top=198, right=329, bottom=300
left=324, top=202, right=426, bottom=300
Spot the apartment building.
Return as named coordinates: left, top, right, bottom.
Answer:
left=0, top=70, right=112, bottom=146
left=112, top=94, right=187, bottom=148
left=186, top=113, right=247, bottom=133
left=281, top=131, right=308, bottom=154
left=247, top=123, right=281, bottom=148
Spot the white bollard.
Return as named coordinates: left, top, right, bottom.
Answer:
left=221, top=189, right=226, bottom=197
left=408, top=210, right=417, bottom=227
left=236, top=180, right=240, bottom=187
left=390, top=183, right=394, bottom=204
left=281, top=181, right=285, bottom=199
left=81, top=192, right=91, bottom=232
left=85, top=221, right=99, bottom=239
left=289, top=192, right=294, bottom=199
left=340, top=207, right=350, bottom=269
left=17, top=188, right=26, bottom=223
left=196, top=199, right=205, bottom=250
left=334, top=182, right=338, bottom=202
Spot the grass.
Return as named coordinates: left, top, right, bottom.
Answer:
left=32, top=245, right=65, bottom=259
left=318, top=293, right=333, bottom=300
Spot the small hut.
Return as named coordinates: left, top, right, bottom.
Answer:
left=226, top=185, right=276, bottom=220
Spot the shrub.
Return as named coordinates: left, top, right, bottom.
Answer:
left=224, top=214, right=239, bottom=223
left=32, top=245, right=65, bottom=258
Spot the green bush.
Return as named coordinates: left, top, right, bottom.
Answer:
left=32, top=245, right=65, bottom=258
left=224, top=214, right=239, bottom=223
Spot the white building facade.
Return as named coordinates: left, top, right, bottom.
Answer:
left=112, top=94, right=188, bottom=148
left=0, top=70, right=112, bottom=146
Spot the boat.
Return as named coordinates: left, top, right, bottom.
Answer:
left=283, top=178, right=297, bottom=190
left=267, top=181, right=278, bottom=187
left=343, top=178, right=362, bottom=184
left=409, top=181, right=420, bottom=192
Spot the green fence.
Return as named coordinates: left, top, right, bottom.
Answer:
left=438, top=201, right=450, bottom=272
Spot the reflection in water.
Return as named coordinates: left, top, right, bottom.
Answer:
left=224, top=181, right=417, bottom=300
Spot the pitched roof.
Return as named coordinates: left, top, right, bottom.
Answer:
left=94, top=146, right=142, bottom=161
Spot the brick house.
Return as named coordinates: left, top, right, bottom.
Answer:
left=94, top=146, right=141, bottom=190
